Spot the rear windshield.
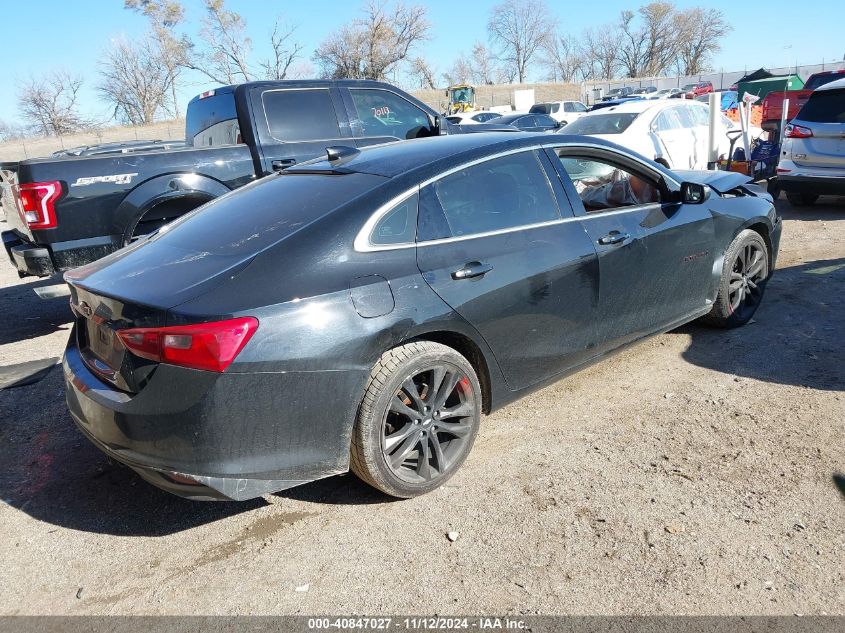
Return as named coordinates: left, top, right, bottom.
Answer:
left=529, top=103, right=552, bottom=114
left=798, top=89, right=845, bottom=123
left=151, top=172, right=386, bottom=256
left=804, top=73, right=844, bottom=91
left=186, top=92, right=239, bottom=147
left=562, top=113, right=639, bottom=135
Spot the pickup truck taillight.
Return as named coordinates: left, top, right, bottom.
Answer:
left=15, top=181, right=62, bottom=229
left=117, top=317, right=259, bottom=372
left=785, top=124, right=813, bottom=139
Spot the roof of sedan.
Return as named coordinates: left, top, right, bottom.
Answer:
left=288, top=132, right=555, bottom=178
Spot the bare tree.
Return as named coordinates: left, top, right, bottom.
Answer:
left=98, top=36, right=174, bottom=125
left=540, top=34, right=586, bottom=83
left=17, top=71, right=88, bottom=136
left=471, top=41, right=503, bottom=85
left=0, top=119, right=28, bottom=141
left=260, top=21, right=305, bottom=80
left=191, top=0, right=253, bottom=83
left=409, top=57, right=437, bottom=89
left=487, top=0, right=555, bottom=83
left=581, top=27, right=619, bottom=81
left=442, top=55, right=473, bottom=87
left=675, top=7, right=731, bottom=75
left=314, top=1, right=430, bottom=80
left=617, top=2, right=679, bottom=78
left=125, top=0, right=191, bottom=118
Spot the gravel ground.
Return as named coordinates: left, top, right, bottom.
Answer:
left=0, top=196, right=843, bottom=616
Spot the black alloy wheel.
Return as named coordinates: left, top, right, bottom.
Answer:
left=728, top=241, right=767, bottom=320
left=382, top=365, right=475, bottom=483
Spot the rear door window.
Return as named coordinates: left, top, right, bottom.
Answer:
left=418, top=151, right=560, bottom=240
left=262, top=89, right=341, bottom=141
left=349, top=89, right=433, bottom=139
left=798, top=89, right=845, bottom=123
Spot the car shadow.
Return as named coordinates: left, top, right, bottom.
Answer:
left=0, top=369, right=389, bottom=536
left=0, top=273, right=72, bottom=346
left=774, top=195, right=845, bottom=222
left=676, top=257, right=844, bottom=391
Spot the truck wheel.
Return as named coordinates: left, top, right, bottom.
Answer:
left=786, top=192, right=818, bottom=206
left=125, top=197, right=209, bottom=244
left=701, top=229, right=769, bottom=329
left=350, top=341, right=481, bottom=498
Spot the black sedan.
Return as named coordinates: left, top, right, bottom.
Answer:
left=63, top=133, right=782, bottom=501
left=491, top=113, right=561, bottom=132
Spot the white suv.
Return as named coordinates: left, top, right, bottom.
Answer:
left=529, top=101, right=588, bottom=126
left=777, top=77, right=845, bottom=206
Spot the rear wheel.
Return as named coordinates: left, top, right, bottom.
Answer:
left=350, top=341, right=481, bottom=498
left=701, top=229, right=769, bottom=328
left=786, top=192, right=819, bottom=206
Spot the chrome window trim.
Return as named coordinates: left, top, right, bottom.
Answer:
left=352, top=142, right=678, bottom=253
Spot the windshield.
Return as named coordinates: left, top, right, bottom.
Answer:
left=682, top=84, right=696, bottom=90
left=562, top=113, right=639, bottom=135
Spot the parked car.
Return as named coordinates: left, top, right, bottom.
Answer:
left=588, top=96, right=643, bottom=111
left=1, top=80, right=505, bottom=279
left=648, top=88, right=682, bottom=100
left=529, top=101, right=588, bottom=125
left=761, top=69, right=845, bottom=137
left=63, top=132, right=781, bottom=501
left=490, top=113, right=560, bottom=132
left=680, top=81, right=714, bottom=99
left=559, top=99, right=746, bottom=169
left=631, top=87, right=658, bottom=96
left=776, top=77, right=845, bottom=206
left=602, top=87, right=635, bottom=101
left=445, top=111, right=502, bottom=125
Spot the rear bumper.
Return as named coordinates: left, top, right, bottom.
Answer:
left=63, top=334, right=367, bottom=501
left=2, top=230, right=118, bottom=277
left=777, top=174, right=845, bottom=196
left=2, top=230, right=55, bottom=277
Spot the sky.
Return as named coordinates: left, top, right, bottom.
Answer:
left=3, top=0, right=844, bottom=127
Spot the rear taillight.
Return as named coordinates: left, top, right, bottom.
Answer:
left=117, top=317, right=258, bottom=372
left=785, top=124, right=813, bottom=139
left=15, top=181, right=62, bottom=229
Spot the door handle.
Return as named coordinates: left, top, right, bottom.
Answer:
left=271, top=158, right=296, bottom=171
left=451, top=261, right=493, bottom=280
left=597, top=231, right=629, bottom=246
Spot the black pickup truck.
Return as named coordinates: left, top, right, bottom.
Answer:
left=2, top=79, right=508, bottom=277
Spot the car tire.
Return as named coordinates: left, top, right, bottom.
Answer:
left=786, top=192, right=819, bottom=206
left=350, top=341, right=482, bottom=498
left=701, top=229, right=769, bottom=329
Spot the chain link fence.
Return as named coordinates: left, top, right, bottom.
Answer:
left=0, top=121, right=183, bottom=161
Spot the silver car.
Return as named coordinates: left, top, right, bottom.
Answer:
left=777, top=77, right=845, bottom=205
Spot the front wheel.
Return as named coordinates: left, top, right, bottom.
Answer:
left=701, top=229, right=769, bottom=328
left=350, top=342, right=482, bottom=498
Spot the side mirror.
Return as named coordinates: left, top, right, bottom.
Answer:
left=432, top=114, right=443, bottom=136
left=680, top=182, right=710, bottom=204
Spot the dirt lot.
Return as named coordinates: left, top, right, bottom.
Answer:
left=0, top=196, right=842, bottom=616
